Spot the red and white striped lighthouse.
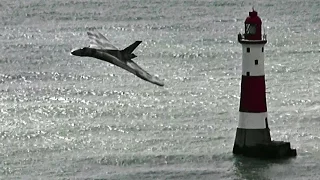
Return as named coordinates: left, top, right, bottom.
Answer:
left=233, top=9, right=296, bottom=158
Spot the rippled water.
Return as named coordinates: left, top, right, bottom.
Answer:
left=1, top=0, right=320, bottom=179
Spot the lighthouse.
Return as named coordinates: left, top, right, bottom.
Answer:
left=233, top=9, right=297, bottom=158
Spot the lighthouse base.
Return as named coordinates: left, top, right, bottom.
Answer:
left=233, top=141, right=297, bottom=159
left=233, top=128, right=296, bottom=158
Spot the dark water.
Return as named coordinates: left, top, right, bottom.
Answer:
left=1, top=0, right=320, bottom=179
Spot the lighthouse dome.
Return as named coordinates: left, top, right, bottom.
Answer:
left=245, top=10, right=262, bottom=24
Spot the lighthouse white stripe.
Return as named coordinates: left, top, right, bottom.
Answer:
left=242, top=44, right=265, bottom=76
left=238, top=112, right=268, bottom=129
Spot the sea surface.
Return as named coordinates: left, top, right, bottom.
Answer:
left=1, top=0, right=320, bottom=179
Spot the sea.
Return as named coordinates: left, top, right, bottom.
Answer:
left=0, top=0, right=320, bottom=179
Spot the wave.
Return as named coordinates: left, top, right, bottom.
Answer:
left=93, top=153, right=231, bottom=166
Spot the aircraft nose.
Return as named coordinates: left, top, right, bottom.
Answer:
left=70, top=48, right=82, bottom=56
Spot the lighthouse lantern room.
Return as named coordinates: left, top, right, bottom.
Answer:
left=233, top=9, right=297, bottom=158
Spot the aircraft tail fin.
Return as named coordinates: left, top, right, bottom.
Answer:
left=121, top=41, right=142, bottom=55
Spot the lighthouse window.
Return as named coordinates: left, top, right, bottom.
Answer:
left=262, top=47, right=264, bottom=52
left=247, top=48, right=250, bottom=53
left=246, top=72, right=250, bottom=76
left=265, top=118, right=269, bottom=129
left=245, top=24, right=257, bottom=35
left=255, top=60, right=258, bottom=65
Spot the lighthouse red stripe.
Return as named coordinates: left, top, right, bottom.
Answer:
left=239, top=75, right=267, bottom=112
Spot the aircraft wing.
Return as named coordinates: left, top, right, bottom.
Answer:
left=126, top=60, right=164, bottom=87
left=87, top=31, right=119, bottom=50
left=91, top=50, right=164, bottom=86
